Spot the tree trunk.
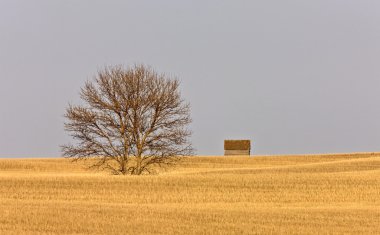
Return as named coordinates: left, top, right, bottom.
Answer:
left=120, top=160, right=126, bottom=175
left=135, top=155, right=142, bottom=175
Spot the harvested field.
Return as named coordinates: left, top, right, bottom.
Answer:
left=0, top=153, right=379, bottom=234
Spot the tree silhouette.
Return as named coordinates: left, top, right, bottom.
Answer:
left=62, top=65, right=193, bottom=175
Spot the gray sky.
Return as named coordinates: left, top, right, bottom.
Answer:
left=1, top=0, right=380, bottom=157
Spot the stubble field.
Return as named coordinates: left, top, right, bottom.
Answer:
left=0, top=153, right=379, bottom=234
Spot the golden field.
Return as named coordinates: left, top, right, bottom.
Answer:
left=0, top=153, right=379, bottom=234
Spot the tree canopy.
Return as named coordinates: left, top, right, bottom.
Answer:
left=62, top=65, right=193, bottom=175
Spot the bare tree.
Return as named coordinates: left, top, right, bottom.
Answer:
left=62, top=65, right=193, bottom=175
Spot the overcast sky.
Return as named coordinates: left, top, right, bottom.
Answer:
left=1, top=0, right=380, bottom=157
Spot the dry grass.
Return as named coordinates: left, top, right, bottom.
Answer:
left=0, top=153, right=380, bottom=234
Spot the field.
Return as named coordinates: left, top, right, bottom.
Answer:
left=0, top=153, right=379, bottom=234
